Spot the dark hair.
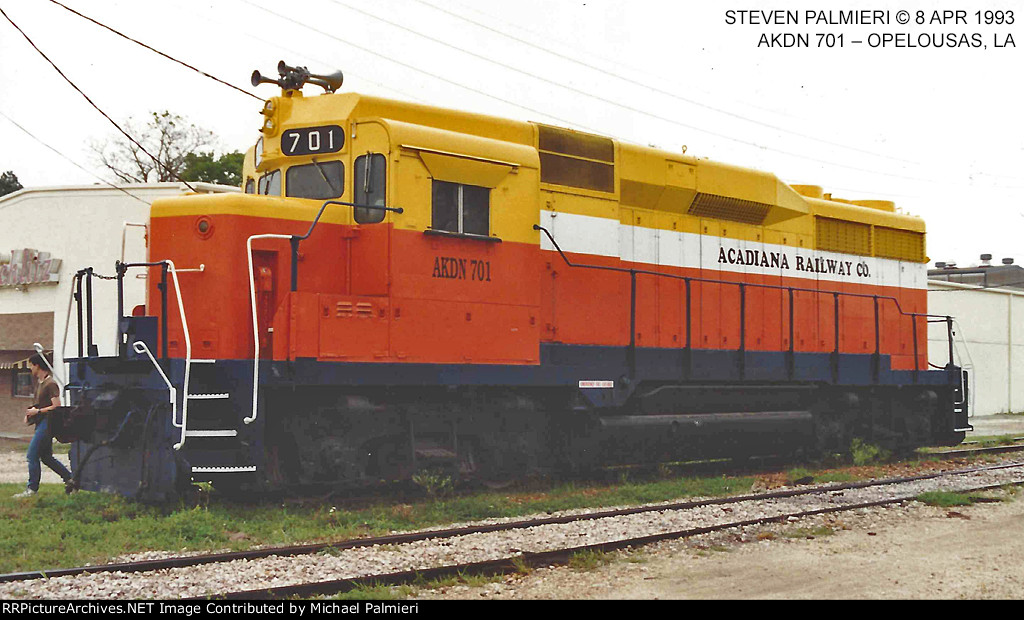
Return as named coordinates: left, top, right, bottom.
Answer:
left=28, top=353, right=49, bottom=369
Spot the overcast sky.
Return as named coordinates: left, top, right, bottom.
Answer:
left=1, top=0, right=1021, bottom=267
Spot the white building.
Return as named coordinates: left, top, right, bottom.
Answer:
left=928, top=277, right=1024, bottom=417
left=0, top=183, right=235, bottom=433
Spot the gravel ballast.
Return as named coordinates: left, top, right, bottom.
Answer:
left=3, top=461, right=1023, bottom=599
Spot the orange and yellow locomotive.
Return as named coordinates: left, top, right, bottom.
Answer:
left=66, top=63, right=968, bottom=500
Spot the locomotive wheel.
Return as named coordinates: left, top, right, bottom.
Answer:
left=366, top=439, right=414, bottom=481
left=812, top=412, right=849, bottom=457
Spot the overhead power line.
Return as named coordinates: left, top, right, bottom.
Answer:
left=248, top=1, right=900, bottom=181
left=0, top=6, right=198, bottom=191
left=240, top=0, right=615, bottom=137
left=409, top=0, right=918, bottom=167
left=47, top=0, right=262, bottom=102
left=441, top=0, right=805, bottom=122
left=237, top=30, right=432, bottom=105
left=319, top=1, right=1024, bottom=190
left=0, top=109, right=151, bottom=206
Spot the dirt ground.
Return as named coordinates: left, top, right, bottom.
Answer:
left=426, top=415, right=1024, bottom=600
left=452, top=495, right=1024, bottom=600
left=0, top=438, right=70, bottom=486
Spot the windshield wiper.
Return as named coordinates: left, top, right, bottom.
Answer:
left=310, top=157, right=339, bottom=196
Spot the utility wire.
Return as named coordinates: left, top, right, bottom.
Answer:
left=442, top=0, right=805, bottom=122
left=0, top=110, right=151, bottom=207
left=409, top=0, right=918, bottom=167
left=431, top=0, right=1024, bottom=188
left=0, top=6, right=198, bottom=191
left=320, top=1, right=1018, bottom=189
left=237, top=30, right=431, bottom=105
left=47, top=0, right=262, bottom=102
left=241, top=0, right=615, bottom=137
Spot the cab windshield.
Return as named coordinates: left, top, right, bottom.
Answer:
left=286, top=161, right=344, bottom=200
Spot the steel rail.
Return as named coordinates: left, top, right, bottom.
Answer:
left=931, top=444, right=1024, bottom=458
left=3, top=456, right=1022, bottom=585
left=201, top=476, right=1024, bottom=600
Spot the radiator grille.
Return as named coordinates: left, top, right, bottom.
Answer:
left=815, top=216, right=872, bottom=256
left=875, top=226, right=925, bottom=262
left=537, top=124, right=615, bottom=193
left=687, top=193, right=771, bottom=225
left=538, top=125, right=614, bottom=162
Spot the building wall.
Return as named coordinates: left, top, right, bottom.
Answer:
left=928, top=281, right=1024, bottom=416
left=0, top=367, right=34, bottom=434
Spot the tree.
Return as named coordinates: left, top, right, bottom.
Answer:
left=181, top=151, right=244, bottom=187
left=91, top=111, right=223, bottom=184
left=0, top=170, right=23, bottom=197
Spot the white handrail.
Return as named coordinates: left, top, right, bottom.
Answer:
left=120, top=222, right=148, bottom=263
left=32, top=342, right=64, bottom=406
left=164, top=260, right=193, bottom=450
left=951, top=318, right=976, bottom=418
left=119, top=222, right=147, bottom=355
left=246, top=234, right=292, bottom=424
left=133, top=341, right=179, bottom=445
left=59, top=270, right=79, bottom=396
left=56, top=260, right=194, bottom=437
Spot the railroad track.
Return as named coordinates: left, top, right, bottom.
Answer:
left=929, top=443, right=1024, bottom=459
left=3, top=451, right=1024, bottom=599
left=210, top=459, right=1024, bottom=600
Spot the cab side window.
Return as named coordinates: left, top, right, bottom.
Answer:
left=354, top=153, right=386, bottom=224
left=257, top=170, right=281, bottom=196
left=431, top=180, right=489, bottom=236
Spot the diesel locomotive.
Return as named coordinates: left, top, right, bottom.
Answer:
left=62, top=63, right=970, bottom=500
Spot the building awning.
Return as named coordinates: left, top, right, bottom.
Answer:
left=0, top=350, right=39, bottom=370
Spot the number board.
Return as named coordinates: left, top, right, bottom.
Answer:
left=282, top=125, right=345, bottom=156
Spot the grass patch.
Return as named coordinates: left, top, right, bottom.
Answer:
left=510, top=557, right=532, bottom=576
left=2, top=433, right=1006, bottom=576
left=977, top=436, right=1018, bottom=448
left=938, top=433, right=1023, bottom=449
left=850, top=438, right=892, bottom=466
left=782, top=525, right=835, bottom=539
left=454, top=571, right=504, bottom=588
left=330, top=584, right=411, bottom=600
left=785, top=467, right=855, bottom=485
left=785, top=467, right=814, bottom=484
left=568, top=549, right=614, bottom=571
left=0, top=472, right=756, bottom=574
left=916, top=491, right=974, bottom=507
left=915, top=491, right=1003, bottom=507
left=410, top=470, right=454, bottom=500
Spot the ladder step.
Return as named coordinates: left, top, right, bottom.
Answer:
left=192, top=466, right=257, bottom=473
left=190, top=359, right=217, bottom=364
left=184, top=429, right=238, bottom=437
left=187, top=393, right=230, bottom=400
